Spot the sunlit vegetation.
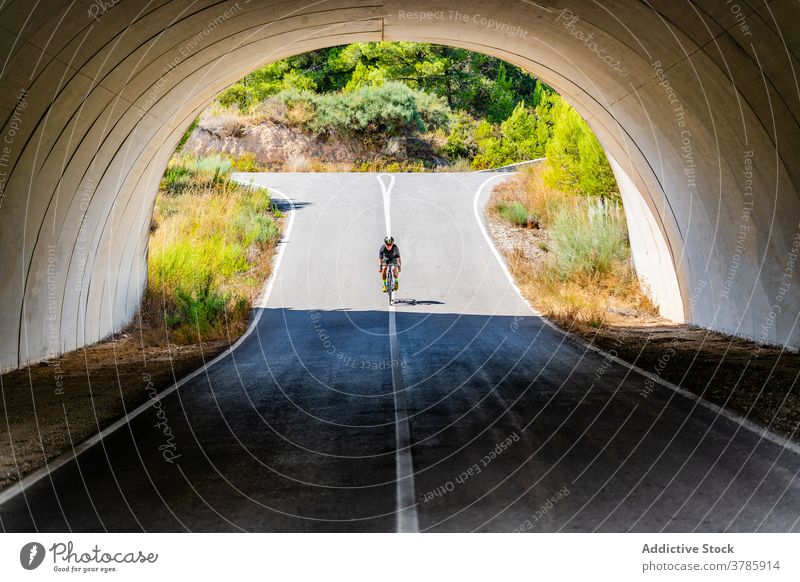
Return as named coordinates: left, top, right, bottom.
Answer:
left=157, top=41, right=641, bottom=334
left=144, top=155, right=282, bottom=344
left=210, top=41, right=619, bottom=184
left=491, top=165, right=655, bottom=328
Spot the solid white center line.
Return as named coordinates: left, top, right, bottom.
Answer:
left=378, top=173, right=419, bottom=533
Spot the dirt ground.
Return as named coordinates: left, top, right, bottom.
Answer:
left=486, top=212, right=800, bottom=443
left=0, top=327, right=231, bottom=491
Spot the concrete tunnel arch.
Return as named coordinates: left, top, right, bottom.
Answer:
left=0, top=0, right=799, bottom=371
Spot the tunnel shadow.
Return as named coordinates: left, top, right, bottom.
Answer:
left=2, top=306, right=791, bottom=534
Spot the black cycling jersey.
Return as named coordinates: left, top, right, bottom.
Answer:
left=379, top=243, right=400, bottom=263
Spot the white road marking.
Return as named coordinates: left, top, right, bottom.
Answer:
left=378, top=173, right=419, bottom=533
left=390, top=310, right=419, bottom=532
left=0, top=184, right=296, bottom=507
left=377, top=173, right=395, bottom=237
left=472, top=174, right=800, bottom=456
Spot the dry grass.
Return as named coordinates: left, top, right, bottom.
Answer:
left=492, top=164, right=568, bottom=228
left=505, top=246, right=656, bottom=328
left=491, top=164, right=657, bottom=328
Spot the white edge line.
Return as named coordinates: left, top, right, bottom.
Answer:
left=475, top=157, right=546, bottom=173
left=472, top=174, right=800, bottom=457
left=0, top=181, right=296, bottom=506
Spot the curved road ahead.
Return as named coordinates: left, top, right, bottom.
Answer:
left=2, top=172, right=799, bottom=532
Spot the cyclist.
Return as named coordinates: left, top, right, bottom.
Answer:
left=379, top=236, right=401, bottom=293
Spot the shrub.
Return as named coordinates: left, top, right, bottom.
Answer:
left=494, top=200, right=530, bottom=227
left=230, top=152, right=262, bottom=172
left=316, top=82, right=424, bottom=136
left=260, top=82, right=450, bottom=139
left=165, top=276, right=229, bottom=335
left=549, top=198, right=629, bottom=280
left=516, top=164, right=567, bottom=228
left=412, top=89, right=451, bottom=132
left=441, top=112, right=478, bottom=160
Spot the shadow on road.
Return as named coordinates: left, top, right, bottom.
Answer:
left=396, top=298, right=445, bottom=306
left=2, top=307, right=798, bottom=533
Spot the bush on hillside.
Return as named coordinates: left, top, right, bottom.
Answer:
left=249, top=82, right=450, bottom=139
left=472, top=103, right=547, bottom=169
left=441, top=112, right=478, bottom=160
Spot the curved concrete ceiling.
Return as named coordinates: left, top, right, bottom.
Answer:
left=0, top=0, right=798, bottom=370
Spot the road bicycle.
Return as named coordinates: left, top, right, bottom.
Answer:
left=384, top=261, right=399, bottom=306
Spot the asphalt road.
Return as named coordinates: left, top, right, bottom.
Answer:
left=2, top=172, right=799, bottom=532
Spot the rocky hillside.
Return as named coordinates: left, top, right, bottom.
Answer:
left=182, top=108, right=446, bottom=171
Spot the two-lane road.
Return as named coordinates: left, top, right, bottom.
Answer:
left=2, top=172, right=799, bottom=532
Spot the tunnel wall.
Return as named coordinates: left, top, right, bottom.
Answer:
left=0, top=0, right=798, bottom=371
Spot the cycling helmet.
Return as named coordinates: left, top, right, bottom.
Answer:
left=384, top=236, right=394, bottom=245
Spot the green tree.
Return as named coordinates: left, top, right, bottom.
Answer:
left=486, top=62, right=516, bottom=123
left=216, top=42, right=546, bottom=120
left=543, top=100, right=618, bottom=199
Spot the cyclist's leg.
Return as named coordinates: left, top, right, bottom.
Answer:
left=392, top=265, right=399, bottom=289
left=380, top=263, right=388, bottom=291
